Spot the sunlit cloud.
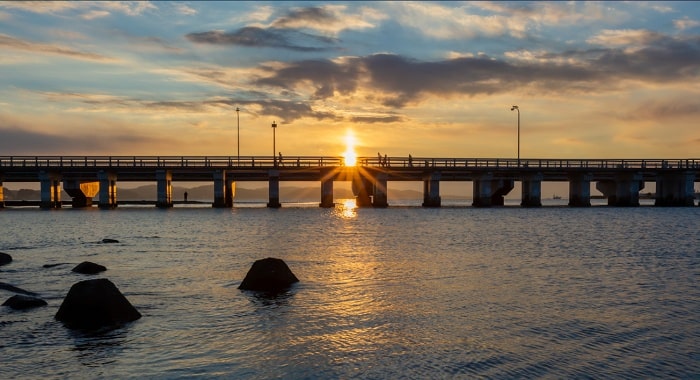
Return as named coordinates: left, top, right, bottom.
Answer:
left=674, top=17, right=700, bottom=31
left=0, top=33, right=116, bottom=62
left=271, top=5, right=386, bottom=35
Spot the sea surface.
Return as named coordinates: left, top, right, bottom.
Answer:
left=1, top=200, right=698, bottom=379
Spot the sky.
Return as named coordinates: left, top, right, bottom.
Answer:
left=1, top=1, right=699, bottom=160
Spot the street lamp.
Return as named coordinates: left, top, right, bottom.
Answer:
left=511, top=105, right=520, bottom=167
left=236, top=107, right=240, bottom=165
left=272, top=121, right=277, bottom=167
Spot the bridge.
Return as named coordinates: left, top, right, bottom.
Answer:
left=0, top=156, right=698, bottom=209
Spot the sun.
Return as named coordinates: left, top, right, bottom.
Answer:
left=342, top=130, right=357, bottom=166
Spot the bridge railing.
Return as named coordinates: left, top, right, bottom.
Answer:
left=1, top=156, right=698, bottom=170
left=358, top=157, right=700, bottom=169
left=0, top=156, right=346, bottom=169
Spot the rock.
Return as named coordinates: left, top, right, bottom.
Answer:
left=0, top=282, right=39, bottom=297
left=239, top=257, right=299, bottom=291
left=0, top=252, right=12, bottom=266
left=43, top=263, right=68, bottom=268
left=55, top=278, right=141, bottom=329
left=3, top=295, right=47, bottom=310
left=101, top=238, right=119, bottom=244
left=72, top=261, right=107, bottom=274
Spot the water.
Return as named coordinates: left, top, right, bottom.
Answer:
left=1, top=201, right=698, bottom=379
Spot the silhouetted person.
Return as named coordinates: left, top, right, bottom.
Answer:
left=409, top=154, right=413, bottom=167
left=278, top=152, right=283, bottom=166
left=384, top=154, right=389, bottom=167
left=378, top=152, right=382, bottom=166
left=184, top=192, right=188, bottom=202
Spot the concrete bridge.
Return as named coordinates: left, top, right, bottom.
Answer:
left=0, top=156, right=698, bottom=209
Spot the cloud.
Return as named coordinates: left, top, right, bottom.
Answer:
left=251, top=33, right=700, bottom=107
left=0, top=1, right=156, bottom=16
left=0, top=33, right=115, bottom=61
left=186, top=27, right=337, bottom=52
left=175, top=3, right=197, bottom=16
left=674, top=17, right=700, bottom=31
left=80, top=10, right=110, bottom=20
left=271, top=5, right=385, bottom=35
left=587, top=29, right=663, bottom=47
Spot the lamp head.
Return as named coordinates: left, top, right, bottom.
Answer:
left=272, top=120, right=277, bottom=128
left=511, top=105, right=518, bottom=111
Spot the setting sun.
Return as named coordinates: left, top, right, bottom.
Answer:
left=342, top=130, right=357, bottom=166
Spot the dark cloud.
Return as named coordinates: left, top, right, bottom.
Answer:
left=252, top=34, right=700, bottom=108
left=350, top=115, right=405, bottom=124
left=186, top=26, right=336, bottom=52
left=272, top=7, right=338, bottom=28
left=212, top=99, right=339, bottom=123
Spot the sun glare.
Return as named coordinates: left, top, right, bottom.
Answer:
left=343, top=130, right=357, bottom=166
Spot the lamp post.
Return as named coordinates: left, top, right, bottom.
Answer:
left=236, top=107, right=240, bottom=165
left=511, top=105, right=520, bottom=167
left=272, top=121, right=277, bottom=167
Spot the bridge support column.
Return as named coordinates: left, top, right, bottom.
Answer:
left=267, top=170, right=281, bottom=208
left=39, top=171, right=62, bottom=209
left=655, top=171, right=695, bottom=206
left=352, top=175, right=373, bottom=207
left=98, top=171, right=117, bottom=209
left=156, top=170, right=173, bottom=208
left=521, top=173, right=542, bottom=207
left=372, top=173, right=388, bottom=208
left=596, top=172, right=644, bottom=206
left=226, top=177, right=236, bottom=208
left=63, top=179, right=99, bottom=208
left=568, top=173, right=591, bottom=207
left=319, top=171, right=334, bottom=208
left=473, top=174, right=513, bottom=207
left=212, top=170, right=233, bottom=208
left=472, top=173, right=493, bottom=207
left=422, top=172, right=441, bottom=207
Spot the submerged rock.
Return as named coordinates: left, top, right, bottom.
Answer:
left=55, top=278, right=141, bottom=329
left=239, top=257, right=299, bottom=291
left=72, top=261, right=107, bottom=274
left=0, top=252, right=12, bottom=266
left=0, top=282, right=39, bottom=297
left=3, top=294, right=47, bottom=310
left=101, top=238, right=119, bottom=244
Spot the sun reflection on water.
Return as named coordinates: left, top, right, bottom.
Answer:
left=336, top=198, right=357, bottom=219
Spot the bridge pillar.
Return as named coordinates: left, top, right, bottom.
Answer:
left=267, top=170, right=281, bottom=208
left=213, top=170, right=230, bottom=208
left=226, top=177, right=236, bottom=208
left=319, top=173, right=334, bottom=208
left=568, top=172, right=592, bottom=207
left=596, top=172, right=644, bottom=206
left=473, top=174, right=514, bottom=207
left=422, top=172, right=441, bottom=207
left=372, top=172, right=388, bottom=208
left=156, top=170, right=173, bottom=208
left=655, top=171, right=695, bottom=206
left=472, top=173, right=493, bottom=207
left=63, top=179, right=99, bottom=208
left=39, top=171, right=62, bottom=209
left=98, top=171, right=117, bottom=209
left=352, top=175, right=373, bottom=207
left=521, top=173, right=542, bottom=207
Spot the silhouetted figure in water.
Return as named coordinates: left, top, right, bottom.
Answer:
left=184, top=192, right=188, bottom=203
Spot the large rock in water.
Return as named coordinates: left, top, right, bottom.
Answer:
left=0, top=252, right=12, bottom=266
left=239, top=257, right=299, bottom=291
left=55, top=278, right=141, bottom=329
left=3, top=295, right=47, bottom=310
left=72, top=261, right=107, bottom=274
